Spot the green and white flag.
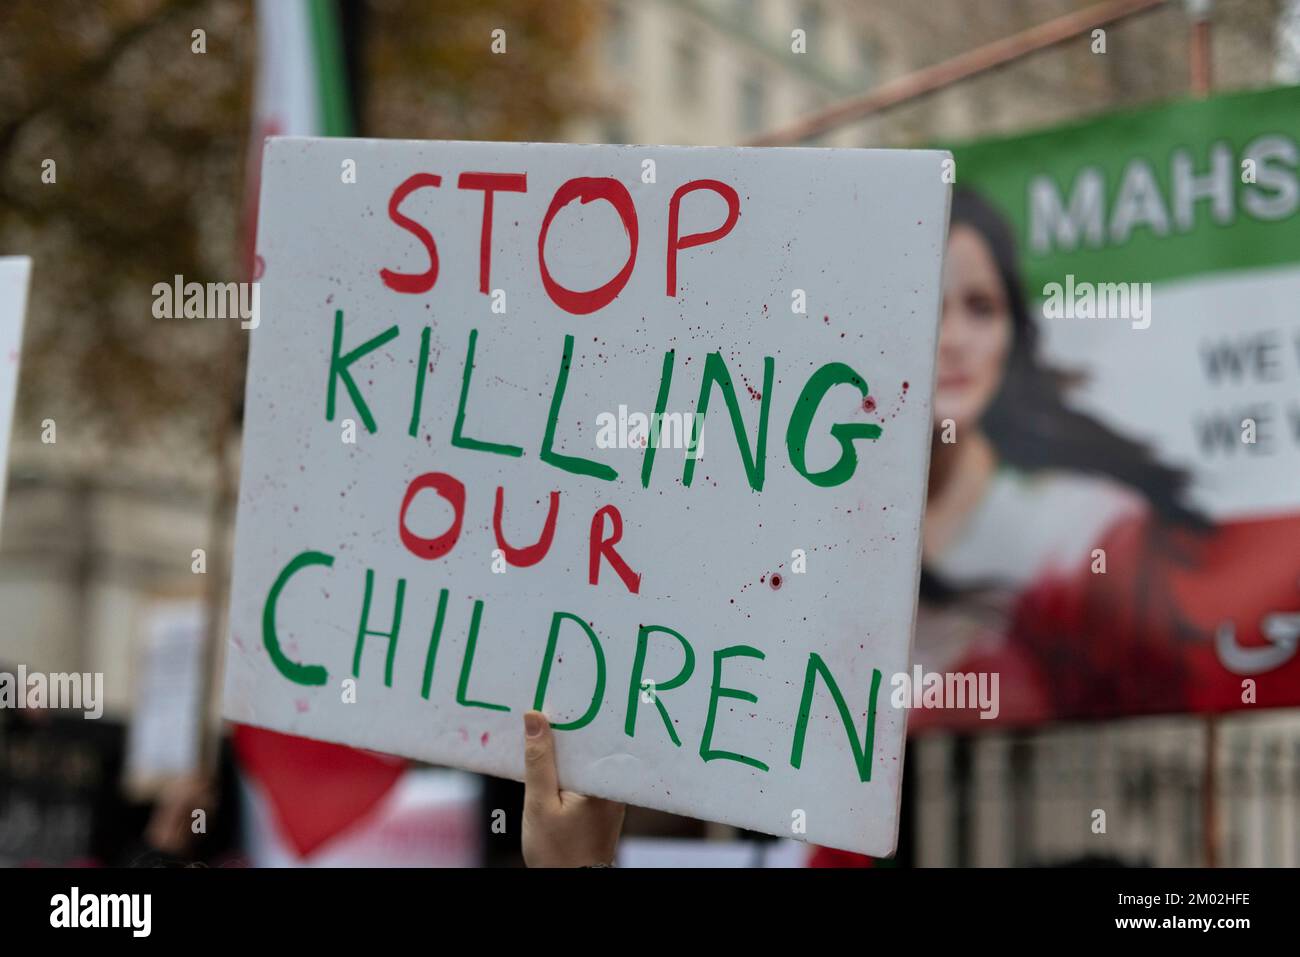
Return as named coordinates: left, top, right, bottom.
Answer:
left=244, top=0, right=350, bottom=275
left=252, top=0, right=350, bottom=139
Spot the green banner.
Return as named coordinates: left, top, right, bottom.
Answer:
left=948, top=85, right=1300, bottom=291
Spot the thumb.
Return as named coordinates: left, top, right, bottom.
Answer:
left=523, top=710, right=559, bottom=807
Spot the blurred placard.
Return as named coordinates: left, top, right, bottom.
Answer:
left=0, top=256, right=30, bottom=530
left=125, top=600, right=205, bottom=791
left=223, top=138, right=950, bottom=855
left=617, top=836, right=808, bottom=868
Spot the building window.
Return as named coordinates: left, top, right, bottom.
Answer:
left=674, top=36, right=701, bottom=104
left=739, top=72, right=764, bottom=134
left=602, top=117, right=629, bottom=145
left=799, top=0, right=823, bottom=47
left=606, top=1, right=631, bottom=67
left=857, top=33, right=876, bottom=85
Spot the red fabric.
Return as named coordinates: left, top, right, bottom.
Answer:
left=232, top=724, right=407, bottom=857
left=808, top=845, right=875, bottom=868
left=1000, top=511, right=1300, bottom=722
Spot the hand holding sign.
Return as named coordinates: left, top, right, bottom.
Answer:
left=521, top=710, right=625, bottom=867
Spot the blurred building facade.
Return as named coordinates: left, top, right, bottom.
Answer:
left=570, top=0, right=876, bottom=146
left=573, top=0, right=1281, bottom=148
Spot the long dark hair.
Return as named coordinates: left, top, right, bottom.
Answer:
left=948, top=188, right=1206, bottom=530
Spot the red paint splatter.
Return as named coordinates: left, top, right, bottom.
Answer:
left=769, top=573, right=783, bottom=590
left=480, top=732, right=490, bottom=746
left=862, top=396, right=877, bottom=413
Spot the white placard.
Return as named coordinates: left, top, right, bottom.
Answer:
left=223, top=138, right=949, bottom=855
left=0, top=256, right=30, bottom=530
left=617, top=836, right=808, bottom=868
left=125, top=600, right=206, bottom=785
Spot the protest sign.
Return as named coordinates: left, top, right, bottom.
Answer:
left=125, top=599, right=206, bottom=793
left=911, top=87, right=1300, bottom=729
left=0, top=256, right=30, bottom=530
left=223, top=138, right=950, bottom=854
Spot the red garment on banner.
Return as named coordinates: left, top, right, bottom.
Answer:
left=1007, top=511, right=1300, bottom=721
left=232, top=724, right=407, bottom=857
